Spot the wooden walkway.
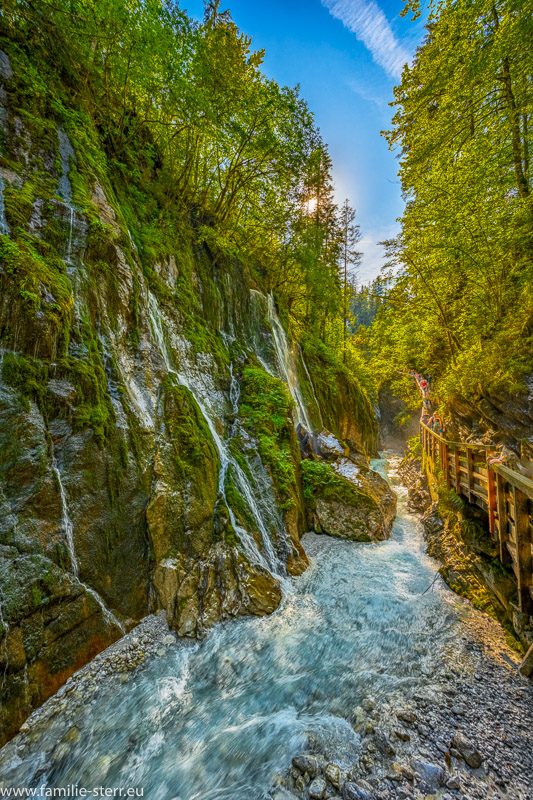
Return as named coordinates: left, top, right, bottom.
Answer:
left=420, top=421, right=533, bottom=614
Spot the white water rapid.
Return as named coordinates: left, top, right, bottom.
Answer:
left=0, top=453, right=491, bottom=798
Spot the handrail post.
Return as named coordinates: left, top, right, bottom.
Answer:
left=486, top=458, right=496, bottom=538
left=466, top=448, right=474, bottom=503
left=513, top=486, right=533, bottom=614
left=454, top=447, right=461, bottom=495
left=443, top=441, right=450, bottom=487
left=496, top=473, right=511, bottom=564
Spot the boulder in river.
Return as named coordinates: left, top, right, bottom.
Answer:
left=301, top=458, right=396, bottom=542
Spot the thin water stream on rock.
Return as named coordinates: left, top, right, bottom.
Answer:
left=0, top=452, right=488, bottom=798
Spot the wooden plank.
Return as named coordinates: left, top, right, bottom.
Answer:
left=497, top=473, right=511, bottom=564
left=513, top=487, right=533, bottom=614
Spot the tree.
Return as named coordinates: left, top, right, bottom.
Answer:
left=368, top=0, right=533, bottom=403
left=338, top=200, right=362, bottom=361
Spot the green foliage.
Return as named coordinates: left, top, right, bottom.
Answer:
left=300, top=460, right=340, bottom=505
left=439, top=486, right=464, bottom=515
left=0, top=0, right=371, bottom=370
left=365, top=0, right=533, bottom=406
left=407, top=435, right=422, bottom=459
left=460, top=518, right=486, bottom=539
left=0, top=235, right=73, bottom=342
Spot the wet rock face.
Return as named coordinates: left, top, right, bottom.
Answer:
left=153, top=547, right=282, bottom=636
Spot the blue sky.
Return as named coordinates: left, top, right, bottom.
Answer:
left=183, top=0, right=427, bottom=283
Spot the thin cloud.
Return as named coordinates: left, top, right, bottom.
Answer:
left=322, top=0, right=410, bottom=79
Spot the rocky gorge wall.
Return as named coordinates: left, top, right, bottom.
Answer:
left=0, top=43, right=390, bottom=744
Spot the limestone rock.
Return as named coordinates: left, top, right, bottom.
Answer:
left=304, top=459, right=396, bottom=543
left=519, top=643, right=533, bottom=678
left=309, top=777, right=327, bottom=799
left=412, top=758, right=447, bottom=791
left=451, top=731, right=482, bottom=768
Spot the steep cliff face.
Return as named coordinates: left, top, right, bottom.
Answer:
left=446, top=389, right=533, bottom=459
left=0, top=45, right=380, bottom=743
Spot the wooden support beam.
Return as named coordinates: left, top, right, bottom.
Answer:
left=454, top=447, right=461, bottom=496
left=486, top=461, right=497, bottom=538
left=466, top=448, right=474, bottom=502
left=443, top=442, right=451, bottom=488
left=513, top=486, right=533, bottom=614
left=496, top=473, right=511, bottom=564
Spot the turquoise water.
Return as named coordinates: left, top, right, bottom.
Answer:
left=2, top=454, right=467, bottom=799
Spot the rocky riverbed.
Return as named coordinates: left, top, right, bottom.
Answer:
left=0, top=454, right=531, bottom=800
left=274, top=606, right=533, bottom=800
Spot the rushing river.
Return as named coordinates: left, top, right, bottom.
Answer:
left=1, top=453, right=476, bottom=797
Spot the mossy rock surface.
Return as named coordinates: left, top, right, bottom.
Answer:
left=301, top=458, right=396, bottom=542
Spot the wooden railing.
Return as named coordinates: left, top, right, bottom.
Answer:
left=420, top=421, right=533, bottom=614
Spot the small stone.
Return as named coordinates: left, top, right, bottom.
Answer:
left=375, top=731, right=396, bottom=757
left=292, top=753, right=325, bottom=778
left=325, top=763, right=348, bottom=790
left=386, top=764, right=403, bottom=782
left=63, top=726, right=81, bottom=743
left=451, top=732, right=482, bottom=769
left=394, top=729, right=410, bottom=742
left=411, top=759, right=446, bottom=792
left=309, top=777, right=327, bottom=799
left=396, top=709, right=417, bottom=724
left=447, top=776, right=461, bottom=790
left=362, top=698, right=376, bottom=712
left=342, top=782, right=374, bottom=800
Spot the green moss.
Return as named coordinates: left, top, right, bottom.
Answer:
left=55, top=322, right=116, bottom=445
left=162, top=377, right=219, bottom=480
left=1, top=352, right=48, bottom=410
left=239, top=366, right=296, bottom=509
left=4, top=181, right=35, bottom=229
left=302, top=334, right=378, bottom=452
left=0, top=234, right=73, bottom=346
left=224, top=467, right=256, bottom=530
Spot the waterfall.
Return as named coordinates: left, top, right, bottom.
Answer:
left=229, top=363, right=240, bottom=415
left=147, top=293, right=284, bottom=574
left=52, top=458, right=124, bottom=633
left=53, top=459, right=78, bottom=576
left=0, top=174, right=10, bottom=236
left=298, top=344, right=323, bottom=429
left=266, top=294, right=313, bottom=431
left=57, top=128, right=75, bottom=205
left=66, top=205, right=74, bottom=264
